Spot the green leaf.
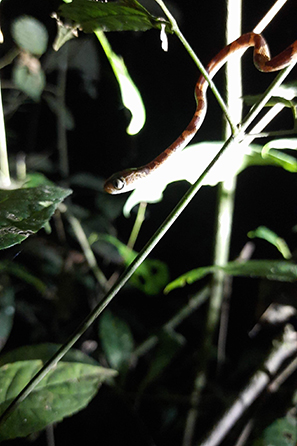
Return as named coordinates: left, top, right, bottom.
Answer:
left=0, top=282, right=15, bottom=352
left=123, top=141, right=250, bottom=216
left=98, top=310, right=134, bottom=371
left=122, top=140, right=297, bottom=216
left=140, top=329, right=185, bottom=389
left=11, top=15, right=48, bottom=56
left=0, top=262, right=47, bottom=294
left=262, top=415, right=297, bottom=446
left=59, top=0, right=172, bottom=33
left=0, top=343, right=99, bottom=367
left=13, top=61, right=46, bottom=101
left=0, top=360, right=117, bottom=441
left=248, top=226, right=292, bottom=259
left=95, top=30, right=145, bottom=135
left=165, top=260, right=297, bottom=294
left=95, top=234, right=169, bottom=295
left=0, top=185, right=72, bottom=250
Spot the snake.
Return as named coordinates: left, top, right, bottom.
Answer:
left=104, top=32, right=297, bottom=194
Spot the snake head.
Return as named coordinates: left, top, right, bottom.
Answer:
left=104, top=168, right=139, bottom=194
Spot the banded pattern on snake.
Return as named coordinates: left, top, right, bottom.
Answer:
left=104, top=32, right=297, bottom=194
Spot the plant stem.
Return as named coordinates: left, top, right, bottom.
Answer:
left=153, top=0, right=237, bottom=135
left=1, top=1, right=296, bottom=429
left=0, top=80, right=10, bottom=188
left=127, top=202, right=147, bottom=250
left=210, top=0, right=243, bottom=370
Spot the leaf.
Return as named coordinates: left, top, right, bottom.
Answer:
left=0, top=343, right=99, bottom=367
left=262, top=415, right=297, bottom=446
left=59, top=0, right=172, bottom=34
left=0, top=281, right=15, bottom=352
left=96, top=234, right=169, bottom=295
left=11, top=15, right=48, bottom=56
left=95, top=29, right=145, bottom=135
left=13, top=60, right=46, bottom=101
left=122, top=140, right=297, bottom=216
left=0, top=262, right=47, bottom=294
left=164, top=260, right=297, bottom=294
left=0, top=360, right=117, bottom=441
left=98, top=310, right=134, bottom=371
left=248, top=226, right=292, bottom=259
left=123, top=141, right=250, bottom=216
left=0, top=185, right=72, bottom=250
left=140, top=329, right=185, bottom=389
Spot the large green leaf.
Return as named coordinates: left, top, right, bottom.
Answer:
left=122, top=140, right=297, bottom=216
left=0, top=185, right=72, bottom=250
left=59, top=0, right=172, bottom=33
left=165, top=260, right=297, bottom=293
left=0, top=359, right=117, bottom=441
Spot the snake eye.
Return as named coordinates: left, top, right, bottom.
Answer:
left=113, top=178, right=125, bottom=190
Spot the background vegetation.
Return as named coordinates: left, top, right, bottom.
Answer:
left=0, top=0, right=296, bottom=445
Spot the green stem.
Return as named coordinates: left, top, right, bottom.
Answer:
left=1, top=2, right=296, bottom=430
left=0, top=80, right=10, bottom=188
left=127, top=202, right=147, bottom=250
left=153, top=0, right=238, bottom=134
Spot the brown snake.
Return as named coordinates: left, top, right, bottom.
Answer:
left=104, top=32, right=297, bottom=194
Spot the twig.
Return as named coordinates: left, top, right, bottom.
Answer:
left=199, top=327, right=297, bottom=446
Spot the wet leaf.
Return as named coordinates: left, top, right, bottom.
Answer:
left=0, top=185, right=72, bottom=250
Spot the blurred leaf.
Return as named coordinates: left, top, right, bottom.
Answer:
left=261, top=415, right=297, bottom=446
left=0, top=262, right=47, bottom=294
left=95, top=29, right=145, bottom=135
left=0, top=281, right=15, bottom=352
left=59, top=0, right=172, bottom=33
left=248, top=226, right=292, bottom=259
left=96, top=234, right=169, bottom=295
left=99, top=310, right=134, bottom=371
left=44, top=94, right=75, bottom=130
left=244, top=82, right=297, bottom=109
left=0, top=360, right=117, bottom=441
left=165, top=260, right=297, bottom=293
left=0, top=185, right=72, bottom=250
left=141, top=329, right=185, bottom=389
left=11, top=15, right=48, bottom=56
left=13, top=60, right=46, bottom=101
left=0, top=343, right=99, bottom=367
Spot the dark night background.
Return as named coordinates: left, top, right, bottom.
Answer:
left=0, top=0, right=297, bottom=445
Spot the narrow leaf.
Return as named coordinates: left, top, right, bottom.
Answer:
left=165, top=260, right=297, bottom=294
left=248, top=226, right=292, bottom=259
left=95, top=30, right=145, bottom=135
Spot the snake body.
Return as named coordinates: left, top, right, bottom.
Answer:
left=104, top=32, right=297, bottom=194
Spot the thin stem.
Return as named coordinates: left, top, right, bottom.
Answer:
left=0, top=133, right=237, bottom=430
left=127, top=202, right=147, bottom=250
left=153, top=0, right=238, bottom=134
left=66, top=212, right=108, bottom=290
left=0, top=79, right=10, bottom=188
left=1, top=0, right=296, bottom=429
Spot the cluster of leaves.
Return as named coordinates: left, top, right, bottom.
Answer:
left=0, top=0, right=296, bottom=445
